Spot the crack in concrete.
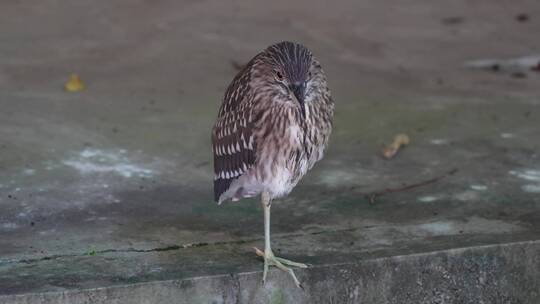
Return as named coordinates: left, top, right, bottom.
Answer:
left=0, top=227, right=360, bottom=267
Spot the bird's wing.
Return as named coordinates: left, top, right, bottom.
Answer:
left=212, top=65, right=257, bottom=202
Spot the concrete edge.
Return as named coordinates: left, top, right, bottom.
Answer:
left=2, top=239, right=539, bottom=304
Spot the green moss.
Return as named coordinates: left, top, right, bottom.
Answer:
left=270, top=288, right=285, bottom=304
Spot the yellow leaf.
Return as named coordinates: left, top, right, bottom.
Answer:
left=382, top=133, right=410, bottom=159
left=64, top=73, right=85, bottom=92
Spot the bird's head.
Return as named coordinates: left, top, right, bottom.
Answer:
left=255, top=41, right=325, bottom=117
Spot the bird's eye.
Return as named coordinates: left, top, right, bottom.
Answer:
left=276, top=71, right=284, bottom=81
left=308, top=71, right=312, bottom=78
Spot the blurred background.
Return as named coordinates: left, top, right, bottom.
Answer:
left=1, top=0, right=539, bottom=302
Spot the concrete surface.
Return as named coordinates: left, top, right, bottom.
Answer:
left=1, top=0, right=540, bottom=303
left=2, top=241, right=539, bottom=304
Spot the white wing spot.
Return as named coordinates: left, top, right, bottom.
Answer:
left=241, top=133, right=248, bottom=148
left=248, top=135, right=254, bottom=150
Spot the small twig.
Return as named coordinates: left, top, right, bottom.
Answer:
left=364, top=168, right=458, bottom=204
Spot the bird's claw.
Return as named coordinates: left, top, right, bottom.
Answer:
left=254, top=247, right=307, bottom=289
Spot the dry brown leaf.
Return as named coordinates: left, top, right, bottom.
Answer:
left=382, top=133, right=410, bottom=159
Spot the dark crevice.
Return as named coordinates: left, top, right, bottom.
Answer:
left=0, top=227, right=362, bottom=266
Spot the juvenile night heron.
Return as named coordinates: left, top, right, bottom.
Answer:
left=211, top=41, right=334, bottom=287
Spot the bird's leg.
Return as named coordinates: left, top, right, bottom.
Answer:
left=254, top=191, right=307, bottom=289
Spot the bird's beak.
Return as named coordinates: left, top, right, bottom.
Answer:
left=290, top=82, right=306, bottom=118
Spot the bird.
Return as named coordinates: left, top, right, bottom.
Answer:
left=211, top=41, right=334, bottom=288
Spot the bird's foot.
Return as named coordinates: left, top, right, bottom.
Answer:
left=253, top=247, right=307, bottom=289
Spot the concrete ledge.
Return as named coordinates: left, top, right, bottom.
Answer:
left=3, top=240, right=538, bottom=304
left=1, top=1, right=540, bottom=303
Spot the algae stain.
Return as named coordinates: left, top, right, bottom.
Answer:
left=470, top=185, right=488, bottom=191
left=454, top=190, right=479, bottom=202
left=270, top=289, right=285, bottom=304
left=418, top=195, right=442, bottom=203
left=63, top=148, right=155, bottom=178
left=418, top=221, right=455, bottom=235
left=430, top=138, right=449, bottom=145
left=509, top=169, right=540, bottom=182
left=522, top=184, right=540, bottom=193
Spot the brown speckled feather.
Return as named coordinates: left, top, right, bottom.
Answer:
left=212, top=41, right=334, bottom=203
left=212, top=58, right=258, bottom=202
